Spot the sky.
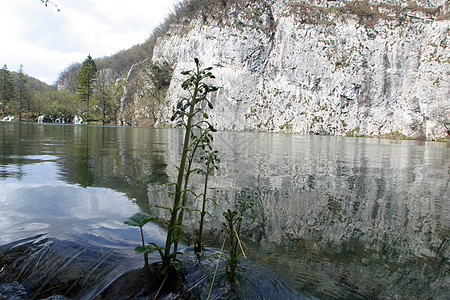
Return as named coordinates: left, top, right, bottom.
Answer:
left=1, top=0, right=181, bottom=85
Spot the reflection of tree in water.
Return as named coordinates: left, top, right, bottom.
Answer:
left=0, top=123, right=26, bottom=179
left=116, top=128, right=169, bottom=212
left=56, top=125, right=169, bottom=212
left=0, top=123, right=13, bottom=178
left=74, top=133, right=94, bottom=188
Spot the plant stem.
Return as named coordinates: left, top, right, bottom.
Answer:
left=162, top=64, right=201, bottom=270
left=173, top=131, right=202, bottom=254
left=197, top=158, right=210, bottom=252
left=140, top=227, right=145, bottom=248
left=140, top=226, right=149, bottom=267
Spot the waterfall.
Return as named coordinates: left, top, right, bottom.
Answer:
left=73, top=115, right=83, bottom=124
left=1, top=115, right=15, bottom=121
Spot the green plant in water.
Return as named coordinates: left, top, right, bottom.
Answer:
left=223, top=198, right=253, bottom=284
left=124, top=212, right=156, bottom=268
left=171, top=121, right=217, bottom=256
left=160, top=58, right=218, bottom=272
left=123, top=58, right=218, bottom=276
left=195, top=147, right=219, bottom=254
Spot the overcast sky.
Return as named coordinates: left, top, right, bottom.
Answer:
left=1, top=0, right=181, bottom=85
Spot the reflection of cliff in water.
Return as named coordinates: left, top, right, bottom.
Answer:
left=149, top=132, right=449, bottom=299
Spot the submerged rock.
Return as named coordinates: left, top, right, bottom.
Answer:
left=0, top=281, right=29, bottom=300
left=0, top=282, right=71, bottom=300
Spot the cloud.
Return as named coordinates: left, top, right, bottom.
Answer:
left=0, top=0, right=180, bottom=84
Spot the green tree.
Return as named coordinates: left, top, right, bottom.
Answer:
left=77, top=54, right=97, bottom=122
left=95, top=70, right=113, bottom=125
left=38, top=89, right=79, bottom=116
left=17, top=65, right=29, bottom=121
left=0, top=64, right=15, bottom=117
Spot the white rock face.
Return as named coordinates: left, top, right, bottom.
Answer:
left=126, top=0, right=450, bottom=140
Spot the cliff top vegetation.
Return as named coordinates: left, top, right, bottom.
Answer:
left=56, top=0, right=449, bottom=88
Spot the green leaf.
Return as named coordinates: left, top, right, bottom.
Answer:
left=124, top=212, right=154, bottom=228
left=172, top=260, right=181, bottom=270
left=168, top=252, right=183, bottom=260
left=155, top=205, right=173, bottom=214
left=170, top=224, right=183, bottom=231
left=134, top=246, right=147, bottom=254
left=149, top=243, right=165, bottom=259
left=159, top=219, right=170, bottom=226
left=134, top=244, right=165, bottom=255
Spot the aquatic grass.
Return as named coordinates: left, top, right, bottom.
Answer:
left=16, top=242, right=52, bottom=281
left=32, top=247, right=86, bottom=298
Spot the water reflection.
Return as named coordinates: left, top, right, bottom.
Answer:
left=0, top=122, right=448, bottom=299
left=0, top=122, right=170, bottom=245
left=150, top=131, right=450, bottom=299
left=75, top=130, right=94, bottom=187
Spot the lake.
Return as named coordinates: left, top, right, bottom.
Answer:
left=0, top=122, right=448, bottom=299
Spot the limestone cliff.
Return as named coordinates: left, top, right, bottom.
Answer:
left=120, top=0, right=449, bottom=140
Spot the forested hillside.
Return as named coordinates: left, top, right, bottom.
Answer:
left=1, top=65, right=58, bottom=121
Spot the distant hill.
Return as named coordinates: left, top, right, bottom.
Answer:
left=10, top=71, right=56, bottom=93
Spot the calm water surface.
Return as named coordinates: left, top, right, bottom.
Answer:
left=0, top=122, right=448, bottom=299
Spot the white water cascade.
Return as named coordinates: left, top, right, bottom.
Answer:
left=1, top=115, right=15, bottom=121
left=73, top=115, right=83, bottom=124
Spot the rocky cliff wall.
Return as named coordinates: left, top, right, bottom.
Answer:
left=122, top=0, right=449, bottom=140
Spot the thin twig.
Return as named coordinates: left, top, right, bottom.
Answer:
left=208, top=237, right=226, bottom=300
left=233, top=225, right=247, bottom=259
left=154, top=274, right=168, bottom=300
